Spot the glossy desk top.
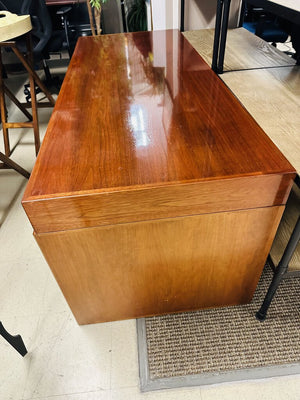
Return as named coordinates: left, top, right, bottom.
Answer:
left=24, top=30, right=294, bottom=201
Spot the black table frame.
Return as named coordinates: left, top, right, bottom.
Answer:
left=180, top=0, right=232, bottom=73
left=256, top=175, right=300, bottom=321
left=180, top=0, right=300, bottom=73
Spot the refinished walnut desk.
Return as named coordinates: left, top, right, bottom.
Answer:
left=22, top=30, right=296, bottom=325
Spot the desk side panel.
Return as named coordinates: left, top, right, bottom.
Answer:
left=23, top=173, right=293, bottom=233
left=35, top=206, right=284, bottom=325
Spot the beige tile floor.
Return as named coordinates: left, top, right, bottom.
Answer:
left=1, top=68, right=300, bottom=400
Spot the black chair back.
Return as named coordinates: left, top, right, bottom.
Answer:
left=29, top=0, right=53, bottom=55
left=0, top=0, right=52, bottom=57
left=0, top=0, right=31, bottom=15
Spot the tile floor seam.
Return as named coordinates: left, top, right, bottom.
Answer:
left=22, top=388, right=111, bottom=400
left=109, top=324, right=113, bottom=391
left=22, top=314, right=71, bottom=400
left=20, top=314, right=41, bottom=400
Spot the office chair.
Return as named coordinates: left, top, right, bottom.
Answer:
left=241, top=1, right=289, bottom=46
left=0, top=0, right=72, bottom=94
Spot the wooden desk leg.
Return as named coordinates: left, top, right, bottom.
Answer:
left=0, top=322, right=28, bottom=357
left=0, top=49, right=10, bottom=156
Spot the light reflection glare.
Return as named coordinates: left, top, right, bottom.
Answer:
left=124, top=37, right=131, bottom=79
left=130, top=104, right=150, bottom=147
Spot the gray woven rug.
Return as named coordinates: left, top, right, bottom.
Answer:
left=137, top=266, right=300, bottom=391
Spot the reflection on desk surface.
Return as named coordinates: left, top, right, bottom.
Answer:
left=23, top=30, right=294, bottom=199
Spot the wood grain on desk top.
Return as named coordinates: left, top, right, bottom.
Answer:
left=23, top=30, right=295, bottom=203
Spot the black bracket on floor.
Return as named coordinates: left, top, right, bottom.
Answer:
left=0, top=321, right=28, bottom=357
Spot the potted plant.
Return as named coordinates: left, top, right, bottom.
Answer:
left=127, top=0, right=147, bottom=32
left=87, top=0, right=110, bottom=35
left=87, top=0, right=148, bottom=35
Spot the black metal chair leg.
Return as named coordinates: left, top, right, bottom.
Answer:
left=0, top=322, right=28, bottom=357
left=256, top=216, right=300, bottom=321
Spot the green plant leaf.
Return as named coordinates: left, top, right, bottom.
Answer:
left=127, top=0, right=147, bottom=32
left=90, top=0, right=109, bottom=10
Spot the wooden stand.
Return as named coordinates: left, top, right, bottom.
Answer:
left=0, top=34, right=55, bottom=157
left=0, top=151, right=30, bottom=178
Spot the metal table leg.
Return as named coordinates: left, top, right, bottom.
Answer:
left=120, top=0, right=127, bottom=32
left=212, top=0, right=231, bottom=74
left=256, top=216, right=300, bottom=321
left=180, top=0, right=231, bottom=72
left=180, top=0, right=185, bottom=32
left=0, top=322, right=28, bottom=357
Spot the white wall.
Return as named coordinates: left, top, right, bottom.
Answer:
left=102, top=0, right=124, bottom=33
left=185, top=0, right=242, bottom=30
left=149, top=0, right=242, bottom=31
left=150, top=0, right=180, bottom=30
